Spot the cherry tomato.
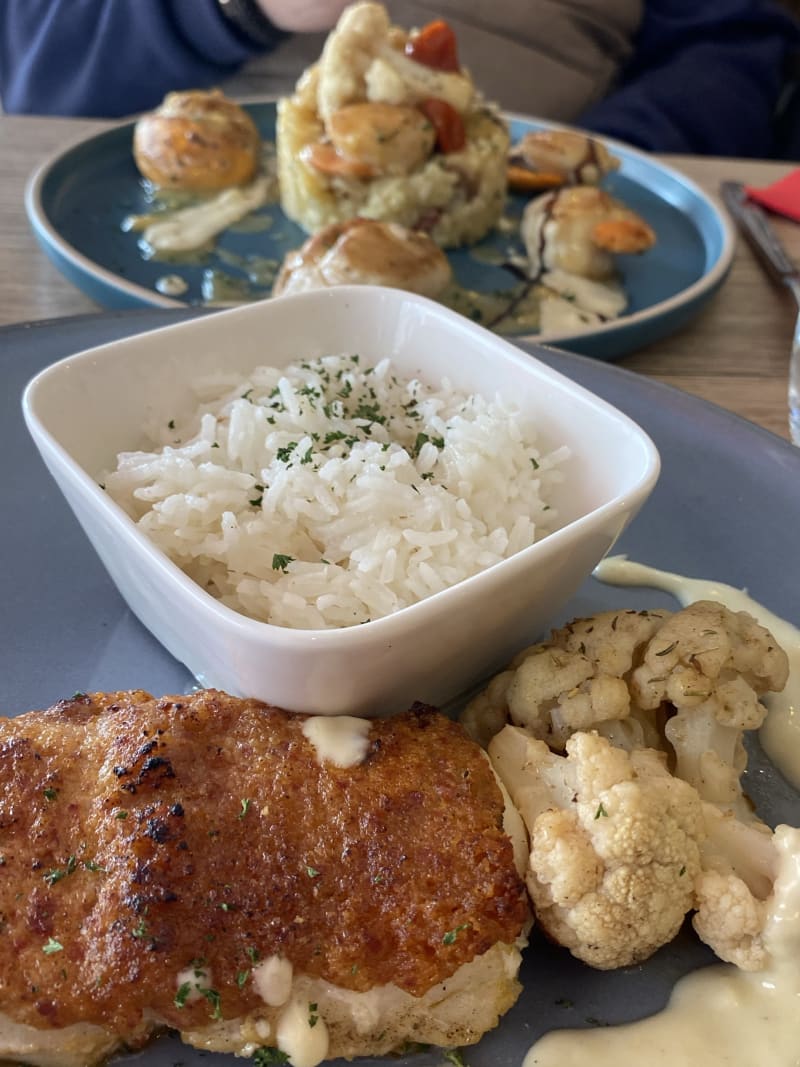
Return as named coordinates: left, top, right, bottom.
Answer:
left=405, top=19, right=460, bottom=73
left=418, top=98, right=466, bottom=154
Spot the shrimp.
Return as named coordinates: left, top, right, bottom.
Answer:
left=273, top=217, right=453, bottom=299
left=304, top=102, right=436, bottom=178
left=510, top=129, right=620, bottom=191
left=521, top=185, right=656, bottom=281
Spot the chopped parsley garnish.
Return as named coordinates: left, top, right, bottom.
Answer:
left=200, top=986, right=223, bottom=1020
left=308, top=1002, right=319, bottom=1028
left=442, top=923, right=471, bottom=945
left=253, top=1049, right=290, bottom=1065
left=236, top=969, right=250, bottom=988
left=42, top=937, right=63, bottom=955
left=43, top=856, right=77, bottom=887
left=272, top=554, right=294, bottom=573
left=412, top=432, right=430, bottom=457
left=306, top=865, right=321, bottom=878
left=43, top=788, right=58, bottom=802
left=595, top=802, right=608, bottom=819
left=275, top=442, right=297, bottom=462
left=238, top=798, right=251, bottom=819
left=131, top=917, right=148, bottom=939
left=443, top=1050, right=467, bottom=1067
left=174, top=981, right=192, bottom=1008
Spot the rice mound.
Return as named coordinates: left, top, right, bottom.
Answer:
left=103, top=355, right=568, bottom=630
left=277, top=68, right=510, bottom=248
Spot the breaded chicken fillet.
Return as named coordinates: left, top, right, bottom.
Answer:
left=0, top=690, right=529, bottom=1067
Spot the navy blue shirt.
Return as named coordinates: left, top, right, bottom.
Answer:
left=2, top=0, right=799, bottom=156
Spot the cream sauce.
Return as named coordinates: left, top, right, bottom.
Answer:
left=593, top=555, right=800, bottom=788
left=155, top=273, right=189, bottom=297
left=129, top=175, right=273, bottom=255
left=276, top=997, right=330, bottom=1067
left=301, top=715, right=371, bottom=768
left=523, top=826, right=800, bottom=1067
left=174, top=964, right=213, bottom=1004
left=252, top=955, right=293, bottom=1007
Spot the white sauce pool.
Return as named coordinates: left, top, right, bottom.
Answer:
left=593, top=556, right=800, bottom=788
left=130, top=175, right=272, bottom=255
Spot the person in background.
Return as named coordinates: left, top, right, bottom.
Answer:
left=1, top=0, right=798, bottom=157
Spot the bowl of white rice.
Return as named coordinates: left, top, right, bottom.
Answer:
left=22, top=287, right=659, bottom=715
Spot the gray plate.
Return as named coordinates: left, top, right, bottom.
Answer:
left=3, top=309, right=799, bottom=1066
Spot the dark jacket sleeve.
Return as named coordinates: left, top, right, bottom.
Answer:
left=577, top=0, right=800, bottom=157
left=0, top=0, right=285, bottom=117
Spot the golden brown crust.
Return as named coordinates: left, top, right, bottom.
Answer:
left=0, top=690, right=528, bottom=1038
left=132, top=89, right=261, bottom=192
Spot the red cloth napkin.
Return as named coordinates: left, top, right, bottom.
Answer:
left=745, top=170, right=800, bottom=221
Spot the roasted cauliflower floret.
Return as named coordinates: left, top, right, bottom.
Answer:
left=489, top=728, right=705, bottom=970
left=631, top=601, right=789, bottom=813
left=462, top=602, right=789, bottom=815
left=692, top=803, right=782, bottom=970
left=461, top=608, right=670, bottom=752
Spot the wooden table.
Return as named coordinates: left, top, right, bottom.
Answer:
left=1, top=114, right=797, bottom=441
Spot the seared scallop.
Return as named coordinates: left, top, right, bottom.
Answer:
left=133, top=88, right=261, bottom=192
left=273, top=217, right=453, bottom=298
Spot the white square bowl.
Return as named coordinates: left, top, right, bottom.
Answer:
left=22, top=287, right=659, bottom=715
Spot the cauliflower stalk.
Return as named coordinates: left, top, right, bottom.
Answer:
left=489, top=727, right=704, bottom=969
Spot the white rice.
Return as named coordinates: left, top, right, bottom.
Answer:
left=102, top=354, right=570, bottom=629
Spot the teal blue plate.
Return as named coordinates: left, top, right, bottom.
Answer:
left=25, top=103, right=734, bottom=360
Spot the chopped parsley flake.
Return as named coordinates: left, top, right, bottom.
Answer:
left=442, top=923, right=471, bottom=945
left=306, top=865, right=321, bottom=878
left=595, top=802, right=608, bottom=819
left=253, top=1049, right=290, bottom=1065
left=272, top=554, right=294, bottom=573
left=238, top=798, right=251, bottom=819
left=200, top=986, right=223, bottom=1020
left=42, top=937, right=63, bottom=955
left=131, top=918, right=148, bottom=939
left=443, top=1050, right=467, bottom=1067
left=43, top=788, right=58, bottom=802
left=174, top=981, right=192, bottom=1008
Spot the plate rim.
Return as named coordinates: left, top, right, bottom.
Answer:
left=24, top=102, right=736, bottom=344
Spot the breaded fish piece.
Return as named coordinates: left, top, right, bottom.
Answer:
left=0, top=690, right=529, bottom=1067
